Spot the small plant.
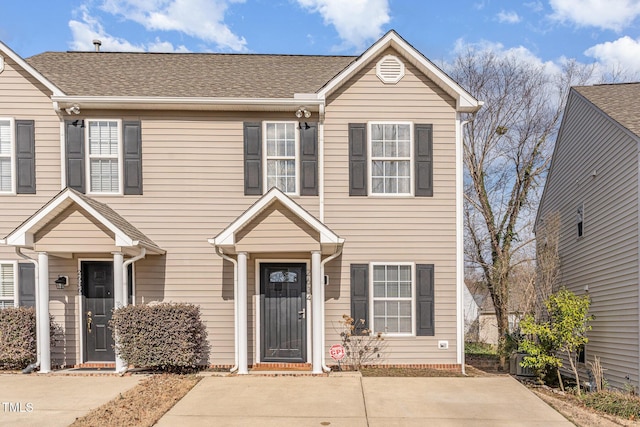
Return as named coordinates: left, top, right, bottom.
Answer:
left=580, top=390, right=640, bottom=420
left=588, top=356, right=606, bottom=392
left=337, top=315, right=386, bottom=371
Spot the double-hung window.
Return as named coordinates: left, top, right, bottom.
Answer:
left=0, top=262, right=17, bottom=309
left=265, top=122, right=298, bottom=194
left=87, top=120, right=121, bottom=194
left=0, top=119, right=14, bottom=193
left=370, top=122, right=412, bottom=195
left=372, top=263, right=414, bottom=335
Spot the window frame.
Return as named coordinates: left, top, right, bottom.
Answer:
left=85, top=119, right=123, bottom=195
left=0, top=261, right=18, bottom=308
left=577, top=203, right=584, bottom=238
left=369, top=262, right=416, bottom=336
left=263, top=121, right=300, bottom=196
left=0, top=117, right=16, bottom=195
left=368, top=121, right=414, bottom=197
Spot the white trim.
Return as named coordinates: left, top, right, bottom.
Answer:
left=254, top=258, right=311, bottom=364
left=456, top=115, right=465, bottom=367
left=211, top=187, right=344, bottom=247
left=0, top=41, right=65, bottom=96
left=0, top=117, right=16, bottom=195
left=0, top=55, right=4, bottom=74
left=59, top=121, right=66, bottom=191
left=316, top=31, right=481, bottom=113
left=369, top=262, right=416, bottom=337
left=85, top=119, right=124, bottom=195
left=367, top=121, right=414, bottom=197
left=0, top=260, right=18, bottom=308
left=263, top=121, right=300, bottom=196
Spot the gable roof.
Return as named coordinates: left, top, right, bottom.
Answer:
left=574, top=83, right=640, bottom=137
left=210, top=187, right=344, bottom=251
left=3, top=188, right=163, bottom=253
left=0, top=40, right=64, bottom=96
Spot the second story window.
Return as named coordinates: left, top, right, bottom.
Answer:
left=265, top=122, right=298, bottom=194
left=370, top=123, right=412, bottom=195
left=577, top=204, right=584, bottom=238
left=0, top=119, right=13, bottom=193
left=88, top=120, right=121, bottom=193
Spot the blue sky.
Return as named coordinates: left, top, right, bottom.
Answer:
left=1, top=0, right=640, bottom=77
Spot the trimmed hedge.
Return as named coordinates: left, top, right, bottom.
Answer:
left=0, top=307, right=61, bottom=370
left=110, top=302, right=209, bottom=371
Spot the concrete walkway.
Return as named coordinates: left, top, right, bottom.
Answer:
left=0, top=374, right=141, bottom=427
left=156, top=374, right=573, bottom=426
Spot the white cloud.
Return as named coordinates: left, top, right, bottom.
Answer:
left=296, top=0, right=390, bottom=50
left=100, top=0, right=247, bottom=52
left=549, top=0, right=640, bottom=31
left=585, top=36, right=640, bottom=73
left=69, top=5, right=190, bottom=52
left=497, top=10, right=521, bottom=24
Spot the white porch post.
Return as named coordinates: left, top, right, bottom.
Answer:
left=237, top=251, right=249, bottom=375
left=112, top=252, right=126, bottom=372
left=311, top=250, right=322, bottom=374
left=37, top=252, right=50, bottom=373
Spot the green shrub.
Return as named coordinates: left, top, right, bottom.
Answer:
left=110, top=303, right=209, bottom=371
left=465, top=342, right=497, bottom=355
left=0, top=307, right=61, bottom=370
left=580, top=391, right=640, bottom=420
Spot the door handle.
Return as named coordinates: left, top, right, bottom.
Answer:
left=298, top=308, right=306, bottom=319
left=86, top=311, right=92, bottom=333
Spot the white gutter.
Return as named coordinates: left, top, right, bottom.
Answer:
left=15, top=248, right=40, bottom=373
left=320, top=244, right=344, bottom=372
left=215, top=246, right=239, bottom=373
left=123, top=248, right=146, bottom=307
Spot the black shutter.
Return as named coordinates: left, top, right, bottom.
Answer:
left=18, top=263, right=36, bottom=308
left=65, top=120, right=85, bottom=193
left=123, top=121, right=143, bottom=195
left=415, top=124, right=433, bottom=197
left=416, top=264, right=435, bottom=336
left=300, top=122, right=318, bottom=196
left=349, top=123, right=367, bottom=196
left=244, top=122, right=262, bottom=195
left=15, top=120, right=36, bottom=194
left=350, top=264, right=369, bottom=335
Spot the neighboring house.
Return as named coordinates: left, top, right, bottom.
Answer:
left=463, top=282, right=481, bottom=338
left=536, top=82, right=640, bottom=389
left=0, top=30, right=481, bottom=374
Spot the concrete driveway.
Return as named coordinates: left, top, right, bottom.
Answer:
left=0, top=374, right=141, bottom=427
left=157, top=374, right=573, bottom=426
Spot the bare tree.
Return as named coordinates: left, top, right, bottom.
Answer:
left=448, top=49, right=593, bottom=363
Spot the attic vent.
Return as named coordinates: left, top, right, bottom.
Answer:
left=376, top=55, right=405, bottom=84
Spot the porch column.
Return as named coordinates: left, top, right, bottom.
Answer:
left=112, top=252, right=126, bottom=372
left=237, top=251, right=249, bottom=375
left=311, top=250, right=322, bottom=374
left=37, top=252, right=50, bottom=373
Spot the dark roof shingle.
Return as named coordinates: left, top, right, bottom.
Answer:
left=25, top=51, right=356, bottom=98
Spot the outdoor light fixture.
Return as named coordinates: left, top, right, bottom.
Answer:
left=295, top=107, right=311, bottom=119
left=65, top=104, right=80, bottom=115
left=54, top=275, right=69, bottom=289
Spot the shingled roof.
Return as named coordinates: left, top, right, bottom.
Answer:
left=574, top=82, right=640, bottom=137
left=25, top=52, right=356, bottom=98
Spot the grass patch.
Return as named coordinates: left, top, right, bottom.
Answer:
left=70, top=374, right=200, bottom=427
left=580, top=390, right=640, bottom=420
left=360, top=367, right=464, bottom=377
left=465, top=342, right=497, bottom=355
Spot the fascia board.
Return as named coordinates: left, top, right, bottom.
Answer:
left=0, top=41, right=65, bottom=96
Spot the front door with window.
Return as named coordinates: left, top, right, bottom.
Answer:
left=260, top=263, right=307, bottom=362
left=82, top=261, right=115, bottom=362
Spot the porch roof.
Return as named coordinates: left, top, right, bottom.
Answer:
left=209, top=187, right=344, bottom=254
left=2, top=188, right=164, bottom=254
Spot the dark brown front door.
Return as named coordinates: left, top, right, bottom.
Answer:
left=260, top=263, right=307, bottom=362
left=82, top=261, right=115, bottom=362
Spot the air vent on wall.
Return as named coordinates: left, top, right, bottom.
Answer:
left=376, top=55, right=405, bottom=84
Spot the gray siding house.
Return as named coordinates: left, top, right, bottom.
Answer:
left=536, top=82, right=640, bottom=389
left=0, top=31, right=481, bottom=374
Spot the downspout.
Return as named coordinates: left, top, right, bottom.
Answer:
left=458, top=116, right=473, bottom=376
left=122, top=247, right=146, bottom=307
left=216, top=246, right=239, bottom=373
left=16, top=248, right=40, bottom=373
left=319, top=104, right=325, bottom=222
left=320, top=243, right=344, bottom=372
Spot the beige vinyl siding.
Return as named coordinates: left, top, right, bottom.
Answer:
left=537, top=91, right=639, bottom=389
left=323, top=48, right=459, bottom=364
